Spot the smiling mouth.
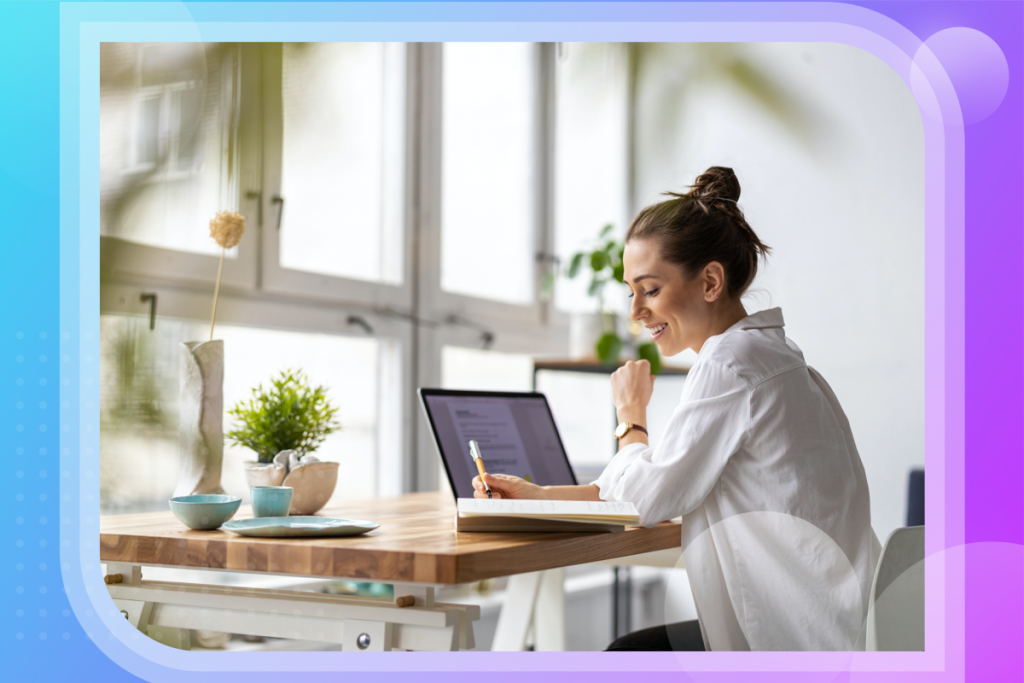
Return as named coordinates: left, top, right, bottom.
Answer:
left=647, top=323, right=667, bottom=340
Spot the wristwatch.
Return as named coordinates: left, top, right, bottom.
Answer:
left=614, top=422, right=648, bottom=440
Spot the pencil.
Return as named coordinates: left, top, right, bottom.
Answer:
left=468, top=440, right=492, bottom=498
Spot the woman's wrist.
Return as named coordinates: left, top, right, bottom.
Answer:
left=616, top=405, right=648, bottom=426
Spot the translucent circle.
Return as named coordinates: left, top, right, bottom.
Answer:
left=16, top=355, right=23, bottom=363
left=39, top=356, right=47, bottom=363
left=39, top=632, right=46, bottom=640
left=913, top=27, right=1009, bottom=125
left=16, top=401, right=23, bottom=409
left=16, top=425, right=23, bottom=432
left=16, top=609, right=24, bottom=617
left=16, top=633, right=23, bottom=640
left=39, top=586, right=47, bottom=594
left=40, top=518, right=47, bottom=525
left=16, top=378, right=23, bottom=386
left=16, top=586, right=24, bottom=594
left=39, top=494, right=46, bottom=502
left=39, top=447, right=46, bottom=455
left=39, top=540, right=46, bottom=548
left=16, top=332, right=24, bottom=339
left=39, top=424, right=47, bottom=432
left=40, top=609, right=47, bottom=617
left=39, top=332, right=47, bottom=340
left=39, top=402, right=46, bottom=410
left=16, top=494, right=23, bottom=502
left=16, top=563, right=23, bottom=571
left=39, top=378, right=47, bottom=386
left=16, top=470, right=23, bottom=478
left=40, top=471, right=47, bottom=478
left=16, top=540, right=23, bottom=548
left=62, top=610, right=69, bottom=617
left=16, top=517, right=23, bottom=525
left=39, top=563, right=47, bottom=571
left=62, top=633, right=70, bottom=640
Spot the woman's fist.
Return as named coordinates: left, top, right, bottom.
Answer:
left=610, top=359, right=656, bottom=413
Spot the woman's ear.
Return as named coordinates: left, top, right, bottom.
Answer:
left=703, top=262, right=726, bottom=302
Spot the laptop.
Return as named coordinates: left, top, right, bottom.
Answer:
left=418, top=388, right=579, bottom=499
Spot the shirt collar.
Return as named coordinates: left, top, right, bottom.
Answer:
left=730, top=307, right=785, bottom=332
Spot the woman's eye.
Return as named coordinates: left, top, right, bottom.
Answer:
left=645, top=289, right=659, bottom=297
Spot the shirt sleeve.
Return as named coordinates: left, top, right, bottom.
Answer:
left=593, top=360, right=751, bottom=527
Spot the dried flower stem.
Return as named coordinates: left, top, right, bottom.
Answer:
left=210, top=247, right=225, bottom=341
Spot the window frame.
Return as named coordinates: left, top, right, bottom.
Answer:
left=99, top=41, right=572, bottom=496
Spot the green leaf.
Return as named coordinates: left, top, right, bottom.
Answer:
left=637, top=342, right=662, bottom=375
left=611, top=262, right=624, bottom=284
left=590, top=250, right=608, bottom=272
left=225, top=368, right=341, bottom=463
left=587, top=277, right=605, bottom=297
left=595, top=332, right=623, bottom=365
left=566, top=252, right=584, bottom=279
left=599, top=223, right=614, bottom=238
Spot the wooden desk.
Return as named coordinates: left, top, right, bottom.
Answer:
left=100, top=492, right=681, bottom=651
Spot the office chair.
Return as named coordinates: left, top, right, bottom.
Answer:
left=865, top=525, right=925, bottom=650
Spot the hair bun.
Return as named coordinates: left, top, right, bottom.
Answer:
left=690, top=166, right=741, bottom=203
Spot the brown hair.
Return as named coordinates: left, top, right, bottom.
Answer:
left=626, top=166, right=771, bottom=298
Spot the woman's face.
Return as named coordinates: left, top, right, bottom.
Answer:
left=622, top=237, right=712, bottom=356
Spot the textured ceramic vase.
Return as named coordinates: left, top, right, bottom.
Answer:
left=243, top=450, right=338, bottom=515
left=174, top=340, right=226, bottom=498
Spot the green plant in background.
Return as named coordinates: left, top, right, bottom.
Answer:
left=562, top=224, right=661, bottom=373
left=226, top=369, right=341, bottom=464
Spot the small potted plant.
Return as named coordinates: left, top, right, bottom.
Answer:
left=227, top=369, right=342, bottom=514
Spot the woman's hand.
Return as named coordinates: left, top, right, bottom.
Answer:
left=472, top=473, right=548, bottom=500
left=611, top=359, right=656, bottom=417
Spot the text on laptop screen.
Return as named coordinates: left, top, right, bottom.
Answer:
left=423, top=394, right=577, bottom=498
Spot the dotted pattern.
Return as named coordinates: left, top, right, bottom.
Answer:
left=8, top=329, right=77, bottom=646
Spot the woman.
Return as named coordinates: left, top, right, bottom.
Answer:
left=473, top=166, right=881, bottom=651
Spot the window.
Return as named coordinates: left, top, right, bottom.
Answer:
left=99, top=41, right=567, bottom=504
left=553, top=42, right=629, bottom=313
left=99, top=42, right=239, bottom=257
left=278, top=42, right=405, bottom=284
left=99, top=314, right=398, bottom=513
left=440, top=42, right=537, bottom=305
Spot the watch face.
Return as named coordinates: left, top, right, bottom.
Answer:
left=614, top=422, right=629, bottom=439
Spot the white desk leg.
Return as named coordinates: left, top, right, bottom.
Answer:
left=491, top=571, right=542, bottom=651
left=533, top=567, right=566, bottom=651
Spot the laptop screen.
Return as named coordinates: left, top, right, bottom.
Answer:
left=419, top=390, right=579, bottom=499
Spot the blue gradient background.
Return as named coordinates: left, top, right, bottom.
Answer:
left=2, top=1, right=1021, bottom=681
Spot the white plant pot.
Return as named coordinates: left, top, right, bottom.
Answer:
left=569, top=312, right=607, bottom=360
left=243, top=451, right=339, bottom=515
left=174, top=340, right=226, bottom=498
left=243, top=461, right=287, bottom=488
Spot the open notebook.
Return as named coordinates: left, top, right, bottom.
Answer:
left=455, top=498, right=640, bottom=533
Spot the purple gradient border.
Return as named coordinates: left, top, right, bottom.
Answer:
left=56, top=1, right=1022, bottom=681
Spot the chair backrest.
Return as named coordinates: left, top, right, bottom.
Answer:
left=866, top=525, right=925, bottom=651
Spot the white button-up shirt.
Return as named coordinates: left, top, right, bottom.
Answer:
left=595, top=308, right=880, bottom=651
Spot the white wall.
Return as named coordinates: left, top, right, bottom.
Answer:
left=634, top=42, right=925, bottom=541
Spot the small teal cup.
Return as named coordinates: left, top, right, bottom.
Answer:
left=251, top=486, right=293, bottom=518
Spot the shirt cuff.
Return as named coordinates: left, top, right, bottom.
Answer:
left=594, top=442, right=648, bottom=501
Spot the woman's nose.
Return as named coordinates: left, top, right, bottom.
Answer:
left=629, top=297, right=646, bottom=321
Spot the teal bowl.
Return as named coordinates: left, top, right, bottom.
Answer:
left=169, top=494, right=242, bottom=530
